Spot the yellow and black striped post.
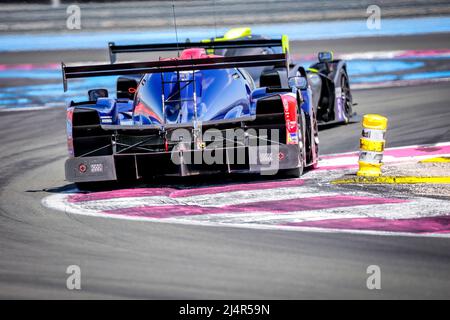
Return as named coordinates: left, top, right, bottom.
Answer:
left=357, top=114, right=388, bottom=177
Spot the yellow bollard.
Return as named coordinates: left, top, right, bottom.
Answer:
left=357, top=114, right=388, bottom=177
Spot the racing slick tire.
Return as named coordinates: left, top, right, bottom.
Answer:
left=340, top=70, right=352, bottom=124
left=312, top=109, right=319, bottom=168
left=280, top=108, right=306, bottom=178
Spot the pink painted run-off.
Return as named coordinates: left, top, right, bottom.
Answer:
left=285, top=215, right=450, bottom=234
left=320, top=153, right=358, bottom=160
left=317, top=144, right=450, bottom=171
left=321, top=144, right=450, bottom=160
left=396, top=49, right=450, bottom=58
left=68, top=178, right=305, bottom=203
left=0, top=63, right=60, bottom=71
left=296, top=49, right=450, bottom=61
left=383, top=144, right=450, bottom=158
left=103, top=195, right=406, bottom=219
left=316, top=163, right=358, bottom=171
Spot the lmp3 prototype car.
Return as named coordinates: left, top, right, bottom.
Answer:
left=62, top=39, right=344, bottom=188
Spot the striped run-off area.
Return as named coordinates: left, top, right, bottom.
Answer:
left=42, top=143, right=450, bottom=237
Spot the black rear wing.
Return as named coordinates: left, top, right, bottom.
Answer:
left=62, top=53, right=288, bottom=91
left=108, top=39, right=285, bottom=63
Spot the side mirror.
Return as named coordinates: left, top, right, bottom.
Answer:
left=88, top=89, right=108, bottom=101
left=288, top=76, right=308, bottom=90
left=318, top=51, right=333, bottom=62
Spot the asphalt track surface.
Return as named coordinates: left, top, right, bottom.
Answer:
left=1, top=36, right=450, bottom=299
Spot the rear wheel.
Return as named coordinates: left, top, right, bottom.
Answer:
left=341, top=71, right=352, bottom=123
left=281, top=109, right=305, bottom=178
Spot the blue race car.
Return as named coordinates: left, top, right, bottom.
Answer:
left=62, top=39, right=318, bottom=189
